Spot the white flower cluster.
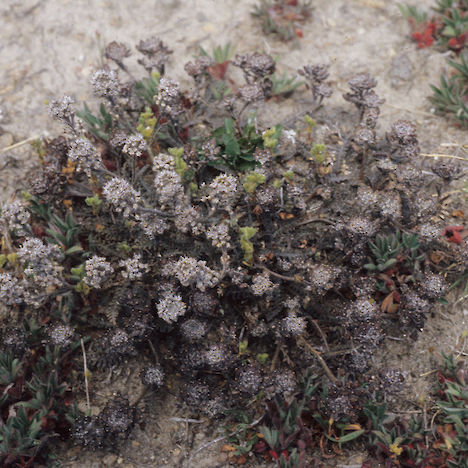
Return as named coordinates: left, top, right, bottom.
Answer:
left=421, top=272, right=446, bottom=299
left=418, top=223, right=441, bottom=242
left=250, top=272, right=278, bottom=296
left=0, top=200, right=30, bottom=235
left=284, top=297, right=301, bottom=312
left=348, top=298, right=379, bottom=322
left=90, top=69, right=121, bottom=98
left=102, top=177, right=142, bottom=218
left=308, top=263, right=341, bottom=296
left=123, top=134, right=147, bottom=158
left=344, top=216, right=378, bottom=240
left=155, top=170, right=184, bottom=206
left=0, top=272, right=25, bottom=306
left=156, top=285, right=187, bottom=323
left=162, top=256, right=220, bottom=291
left=379, top=195, right=402, bottom=222
left=48, top=95, right=75, bottom=126
left=206, top=223, right=231, bottom=249
left=356, top=186, right=379, bottom=211
left=203, top=344, right=230, bottom=369
left=18, top=238, right=63, bottom=288
left=155, top=78, right=183, bottom=119
left=119, top=253, right=149, bottom=280
left=152, top=152, right=174, bottom=172
left=68, top=138, right=103, bottom=176
left=138, top=211, right=169, bottom=237
left=287, top=185, right=307, bottom=211
left=280, top=312, right=307, bottom=337
left=102, top=176, right=171, bottom=237
left=83, top=255, right=114, bottom=289
left=141, top=365, right=165, bottom=388
left=152, top=153, right=185, bottom=206
left=206, top=174, right=238, bottom=211
left=48, top=324, right=74, bottom=348
left=173, top=204, right=203, bottom=235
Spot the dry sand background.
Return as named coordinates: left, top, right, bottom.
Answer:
left=0, top=0, right=467, bottom=466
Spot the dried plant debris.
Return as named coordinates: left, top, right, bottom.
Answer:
left=0, top=36, right=466, bottom=466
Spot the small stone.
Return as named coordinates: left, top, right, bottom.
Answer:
left=103, top=454, right=118, bottom=466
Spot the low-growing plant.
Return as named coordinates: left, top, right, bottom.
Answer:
left=399, top=0, right=468, bottom=125
left=0, top=34, right=466, bottom=466
left=0, top=324, right=81, bottom=466
left=252, top=0, right=312, bottom=41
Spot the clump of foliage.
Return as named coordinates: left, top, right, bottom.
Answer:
left=399, top=0, right=468, bottom=125
left=365, top=353, right=468, bottom=467
left=0, top=321, right=79, bottom=466
left=223, top=354, right=467, bottom=467
left=0, top=35, right=466, bottom=465
left=430, top=50, right=468, bottom=126
left=252, top=0, right=312, bottom=41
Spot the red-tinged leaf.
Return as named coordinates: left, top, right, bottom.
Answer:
left=442, top=225, right=466, bottom=244
left=208, top=61, right=229, bottom=80
left=254, top=440, right=267, bottom=453
left=296, top=28, right=303, bottom=38
left=269, top=450, right=279, bottom=460
left=32, top=223, right=46, bottom=237
left=103, top=159, right=116, bottom=171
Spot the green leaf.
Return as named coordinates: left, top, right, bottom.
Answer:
left=256, top=353, right=269, bottom=364
left=336, top=429, right=365, bottom=445
left=381, top=258, right=397, bottom=270
left=65, top=245, right=84, bottom=255
left=443, top=25, right=457, bottom=37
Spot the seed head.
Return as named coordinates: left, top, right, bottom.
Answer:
left=104, top=41, right=131, bottom=64
left=232, top=52, right=276, bottom=79
left=180, top=319, right=208, bottom=343
left=136, top=37, right=172, bottom=73
left=140, top=364, right=165, bottom=389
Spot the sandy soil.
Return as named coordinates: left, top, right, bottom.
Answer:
left=0, top=0, right=467, bottom=467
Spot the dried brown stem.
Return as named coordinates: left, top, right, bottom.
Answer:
left=297, top=336, right=338, bottom=385
left=80, top=338, right=91, bottom=411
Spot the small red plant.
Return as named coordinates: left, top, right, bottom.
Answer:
left=442, top=225, right=467, bottom=244
left=410, top=19, right=436, bottom=48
